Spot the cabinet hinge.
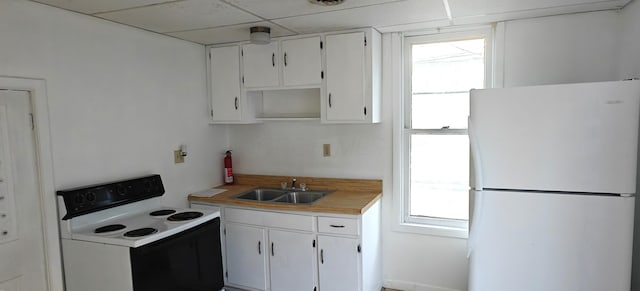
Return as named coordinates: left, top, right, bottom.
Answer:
left=242, top=76, right=244, bottom=84
left=364, top=106, right=367, bottom=116
left=28, top=113, right=34, bottom=130
left=357, top=244, right=361, bottom=253
left=320, top=41, right=323, bottom=49
left=321, top=71, right=324, bottom=79
left=241, top=49, right=243, bottom=56
left=364, top=36, right=367, bottom=47
left=225, top=271, right=228, bottom=278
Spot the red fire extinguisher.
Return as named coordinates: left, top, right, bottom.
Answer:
left=224, top=150, right=234, bottom=185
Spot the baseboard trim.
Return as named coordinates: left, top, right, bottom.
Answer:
left=383, top=279, right=463, bottom=291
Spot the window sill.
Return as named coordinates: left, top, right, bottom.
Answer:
left=393, top=221, right=468, bottom=239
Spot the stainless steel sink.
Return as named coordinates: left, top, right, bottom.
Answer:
left=235, top=188, right=332, bottom=204
left=235, top=189, right=288, bottom=201
left=272, top=191, right=329, bottom=204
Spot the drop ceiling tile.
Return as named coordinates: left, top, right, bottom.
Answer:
left=272, top=0, right=448, bottom=34
left=168, top=22, right=297, bottom=44
left=448, top=0, right=629, bottom=18
left=95, top=0, right=261, bottom=33
left=32, top=0, right=172, bottom=14
left=224, top=0, right=404, bottom=19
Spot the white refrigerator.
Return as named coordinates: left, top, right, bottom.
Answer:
left=468, top=80, right=640, bottom=291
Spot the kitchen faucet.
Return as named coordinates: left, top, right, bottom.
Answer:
left=291, top=178, right=297, bottom=189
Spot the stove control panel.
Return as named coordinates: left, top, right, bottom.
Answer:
left=57, top=174, right=165, bottom=219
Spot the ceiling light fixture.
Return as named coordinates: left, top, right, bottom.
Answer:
left=308, top=0, right=345, bottom=6
left=250, top=26, right=271, bottom=45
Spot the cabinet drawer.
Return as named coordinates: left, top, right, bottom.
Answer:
left=225, top=208, right=314, bottom=231
left=318, top=217, right=359, bottom=235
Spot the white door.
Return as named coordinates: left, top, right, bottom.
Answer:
left=269, top=230, right=316, bottom=291
left=0, top=90, right=47, bottom=290
left=470, top=80, right=640, bottom=194
left=318, top=235, right=359, bottom=291
left=225, top=223, right=267, bottom=290
left=242, top=42, right=280, bottom=88
left=468, top=190, right=634, bottom=291
left=210, top=46, right=242, bottom=121
left=325, top=32, right=366, bottom=122
left=282, top=36, right=322, bottom=87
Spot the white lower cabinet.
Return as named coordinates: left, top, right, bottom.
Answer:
left=318, top=235, right=360, bottom=291
left=225, top=223, right=268, bottom=290
left=269, top=230, right=316, bottom=291
left=214, top=201, right=381, bottom=291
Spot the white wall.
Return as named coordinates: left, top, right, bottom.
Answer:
left=0, top=0, right=227, bottom=207
left=501, top=10, right=621, bottom=87
left=228, top=9, right=623, bottom=291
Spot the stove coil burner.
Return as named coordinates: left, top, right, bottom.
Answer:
left=124, top=228, right=158, bottom=237
left=94, top=224, right=126, bottom=234
left=167, top=211, right=203, bottom=221
left=149, top=209, right=177, bottom=216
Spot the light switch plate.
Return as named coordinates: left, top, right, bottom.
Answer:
left=323, top=144, right=331, bottom=157
left=174, top=150, right=185, bottom=163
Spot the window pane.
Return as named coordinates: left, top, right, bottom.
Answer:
left=411, top=38, right=484, bottom=129
left=412, top=92, right=469, bottom=129
left=410, top=134, right=469, bottom=220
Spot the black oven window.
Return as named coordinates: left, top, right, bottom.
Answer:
left=130, top=218, right=224, bottom=291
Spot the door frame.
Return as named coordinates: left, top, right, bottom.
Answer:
left=0, top=76, right=63, bottom=291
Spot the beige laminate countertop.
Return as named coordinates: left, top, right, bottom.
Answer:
left=188, top=184, right=382, bottom=215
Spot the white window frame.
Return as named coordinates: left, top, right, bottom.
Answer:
left=392, top=27, right=494, bottom=238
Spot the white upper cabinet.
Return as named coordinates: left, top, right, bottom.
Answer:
left=282, top=36, right=323, bottom=87
left=324, top=29, right=381, bottom=124
left=242, top=42, right=280, bottom=88
left=209, top=45, right=242, bottom=122
left=243, top=36, right=323, bottom=89
left=207, top=28, right=380, bottom=124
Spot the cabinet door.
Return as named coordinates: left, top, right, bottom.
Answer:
left=269, top=230, right=316, bottom=291
left=318, top=236, right=360, bottom=291
left=210, top=46, right=242, bottom=121
left=325, top=32, right=366, bottom=122
left=282, top=36, right=322, bottom=87
left=242, top=42, right=280, bottom=88
left=225, top=224, right=267, bottom=290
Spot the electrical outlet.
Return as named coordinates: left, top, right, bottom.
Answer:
left=323, top=144, right=331, bottom=157
left=174, top=150, right=185, bottom=163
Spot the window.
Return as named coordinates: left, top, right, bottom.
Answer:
left=396, top=30, right=491, bottom=237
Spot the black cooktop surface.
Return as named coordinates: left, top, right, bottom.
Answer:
left=167, top=211, right=203, bottom=221
left=94, top=224, right=126, bottom=233
left=149, top=209, right=177, bottom=216
left=124, top=227, right=158, bottom=237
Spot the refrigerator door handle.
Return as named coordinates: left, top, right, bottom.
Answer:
left=468, top=117, right=484, bottom=191
left=467, top=190, right=484, bottom=258
left=468, top=116, right=485, bottom=258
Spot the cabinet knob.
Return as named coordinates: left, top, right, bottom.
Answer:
left=284, top=52, right=288, bottom=67
left=258, top=241, right=261, bottom=254
left=272, top=53, right=275, bottom=67
left=320, top=249, right=324, bottom=264
left=234, top=97, right=239, bottom=110
left=271, top=242, right=275, bottom=256
left=328, top=93, right=332, bottom=108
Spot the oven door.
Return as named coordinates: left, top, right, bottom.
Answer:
left=130, top=217, right=224, bottom=291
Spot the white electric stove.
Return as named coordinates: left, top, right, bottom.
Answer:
left=56, top=175, right=224, bottom=291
